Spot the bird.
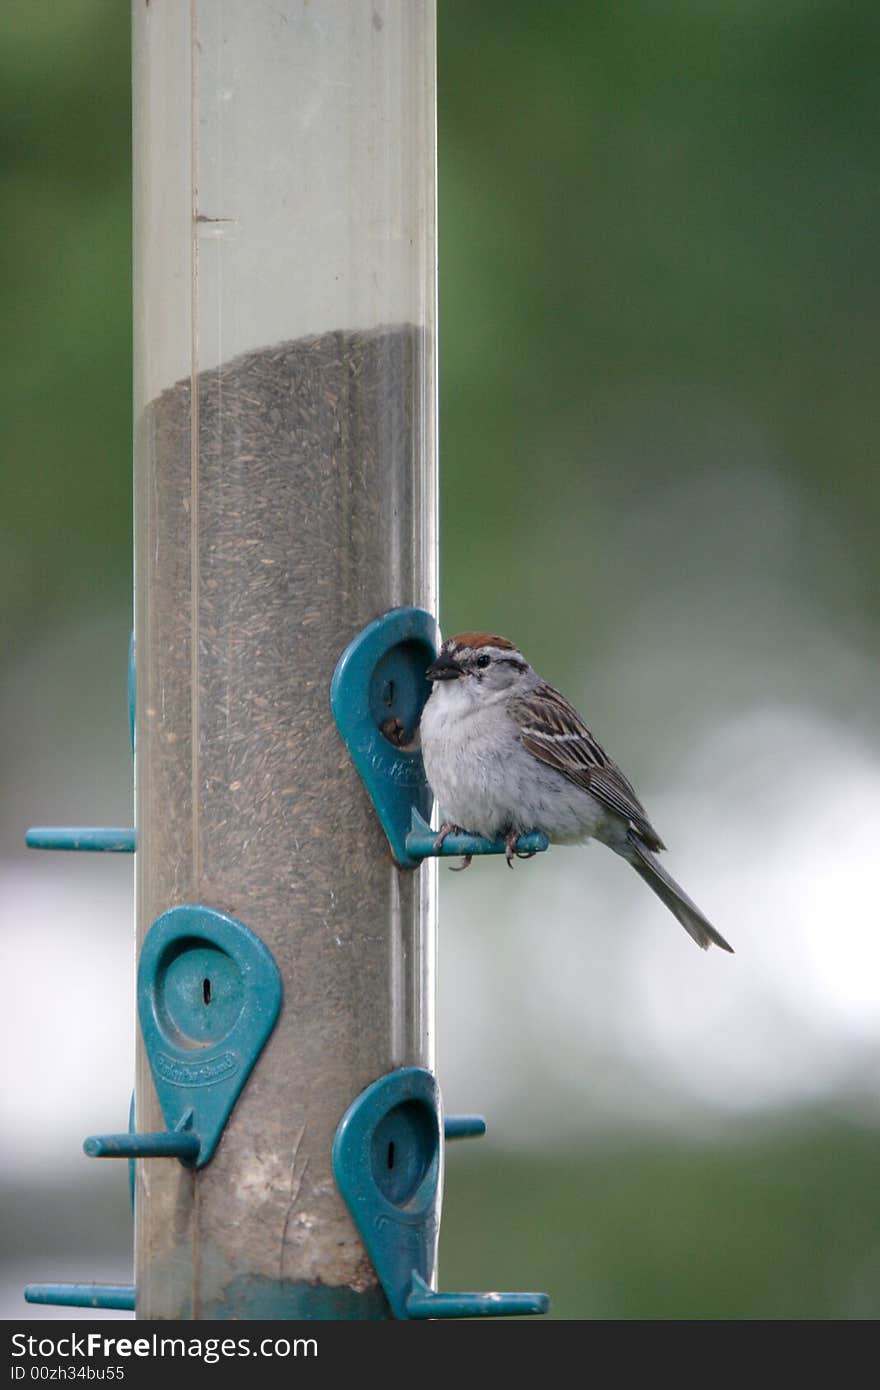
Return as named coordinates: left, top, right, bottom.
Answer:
left=418, top=631, right=733, bottom=953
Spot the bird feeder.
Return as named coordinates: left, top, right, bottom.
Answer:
left=24, top=0, right=548, bottom=1321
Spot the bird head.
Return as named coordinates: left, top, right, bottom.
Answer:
left=425, top=632, right=534, bottom=707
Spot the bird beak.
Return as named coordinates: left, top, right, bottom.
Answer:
left=426, top=652, right=464, bottom=681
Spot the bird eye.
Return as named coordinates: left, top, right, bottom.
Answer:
left=475, top=654, right=491, bottom=669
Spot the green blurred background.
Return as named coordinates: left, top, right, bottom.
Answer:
left=2, top=0, right=879, bottom=1319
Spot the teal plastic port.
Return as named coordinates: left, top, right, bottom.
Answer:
left=85, top=905, right=282, bottom=1169
left=333, top=1067, right=549, bottom=1319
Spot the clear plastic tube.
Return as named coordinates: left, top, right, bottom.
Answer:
left=133, top=0, right=436, bottom=1319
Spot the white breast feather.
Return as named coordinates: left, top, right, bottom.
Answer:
left=419, top=683, right=605, bottom=843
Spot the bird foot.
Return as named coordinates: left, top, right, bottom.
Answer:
left=434, top=822, right=473, bottom=872
left=504, top=829, right=534, bottom=867
left=433, top=821, right=464, bottom=851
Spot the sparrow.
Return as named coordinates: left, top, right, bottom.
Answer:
left=419, top=631, right=733, bottom=953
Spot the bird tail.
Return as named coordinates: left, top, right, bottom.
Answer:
left=627, top=833, right=734, bottom=954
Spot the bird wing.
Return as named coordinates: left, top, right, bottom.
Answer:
left=511, top=682, right=666, bottom=851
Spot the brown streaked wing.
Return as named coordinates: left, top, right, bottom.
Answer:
left=511, top=682, right=666, bottom=851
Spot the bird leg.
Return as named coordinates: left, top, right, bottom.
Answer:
left=433, top=821, right=463, bottom=851
left=504, top=828, right=527, bottom=867
left=502, top=828, right=538, bottom=866
left=433, top=822, right=473, bottom=872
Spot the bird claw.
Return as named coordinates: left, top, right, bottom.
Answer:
left=433, top=822, right=465, bottom=853
left=434, top=823, right=473, bottom=871
left=504, top=829, right=525, bottom=867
